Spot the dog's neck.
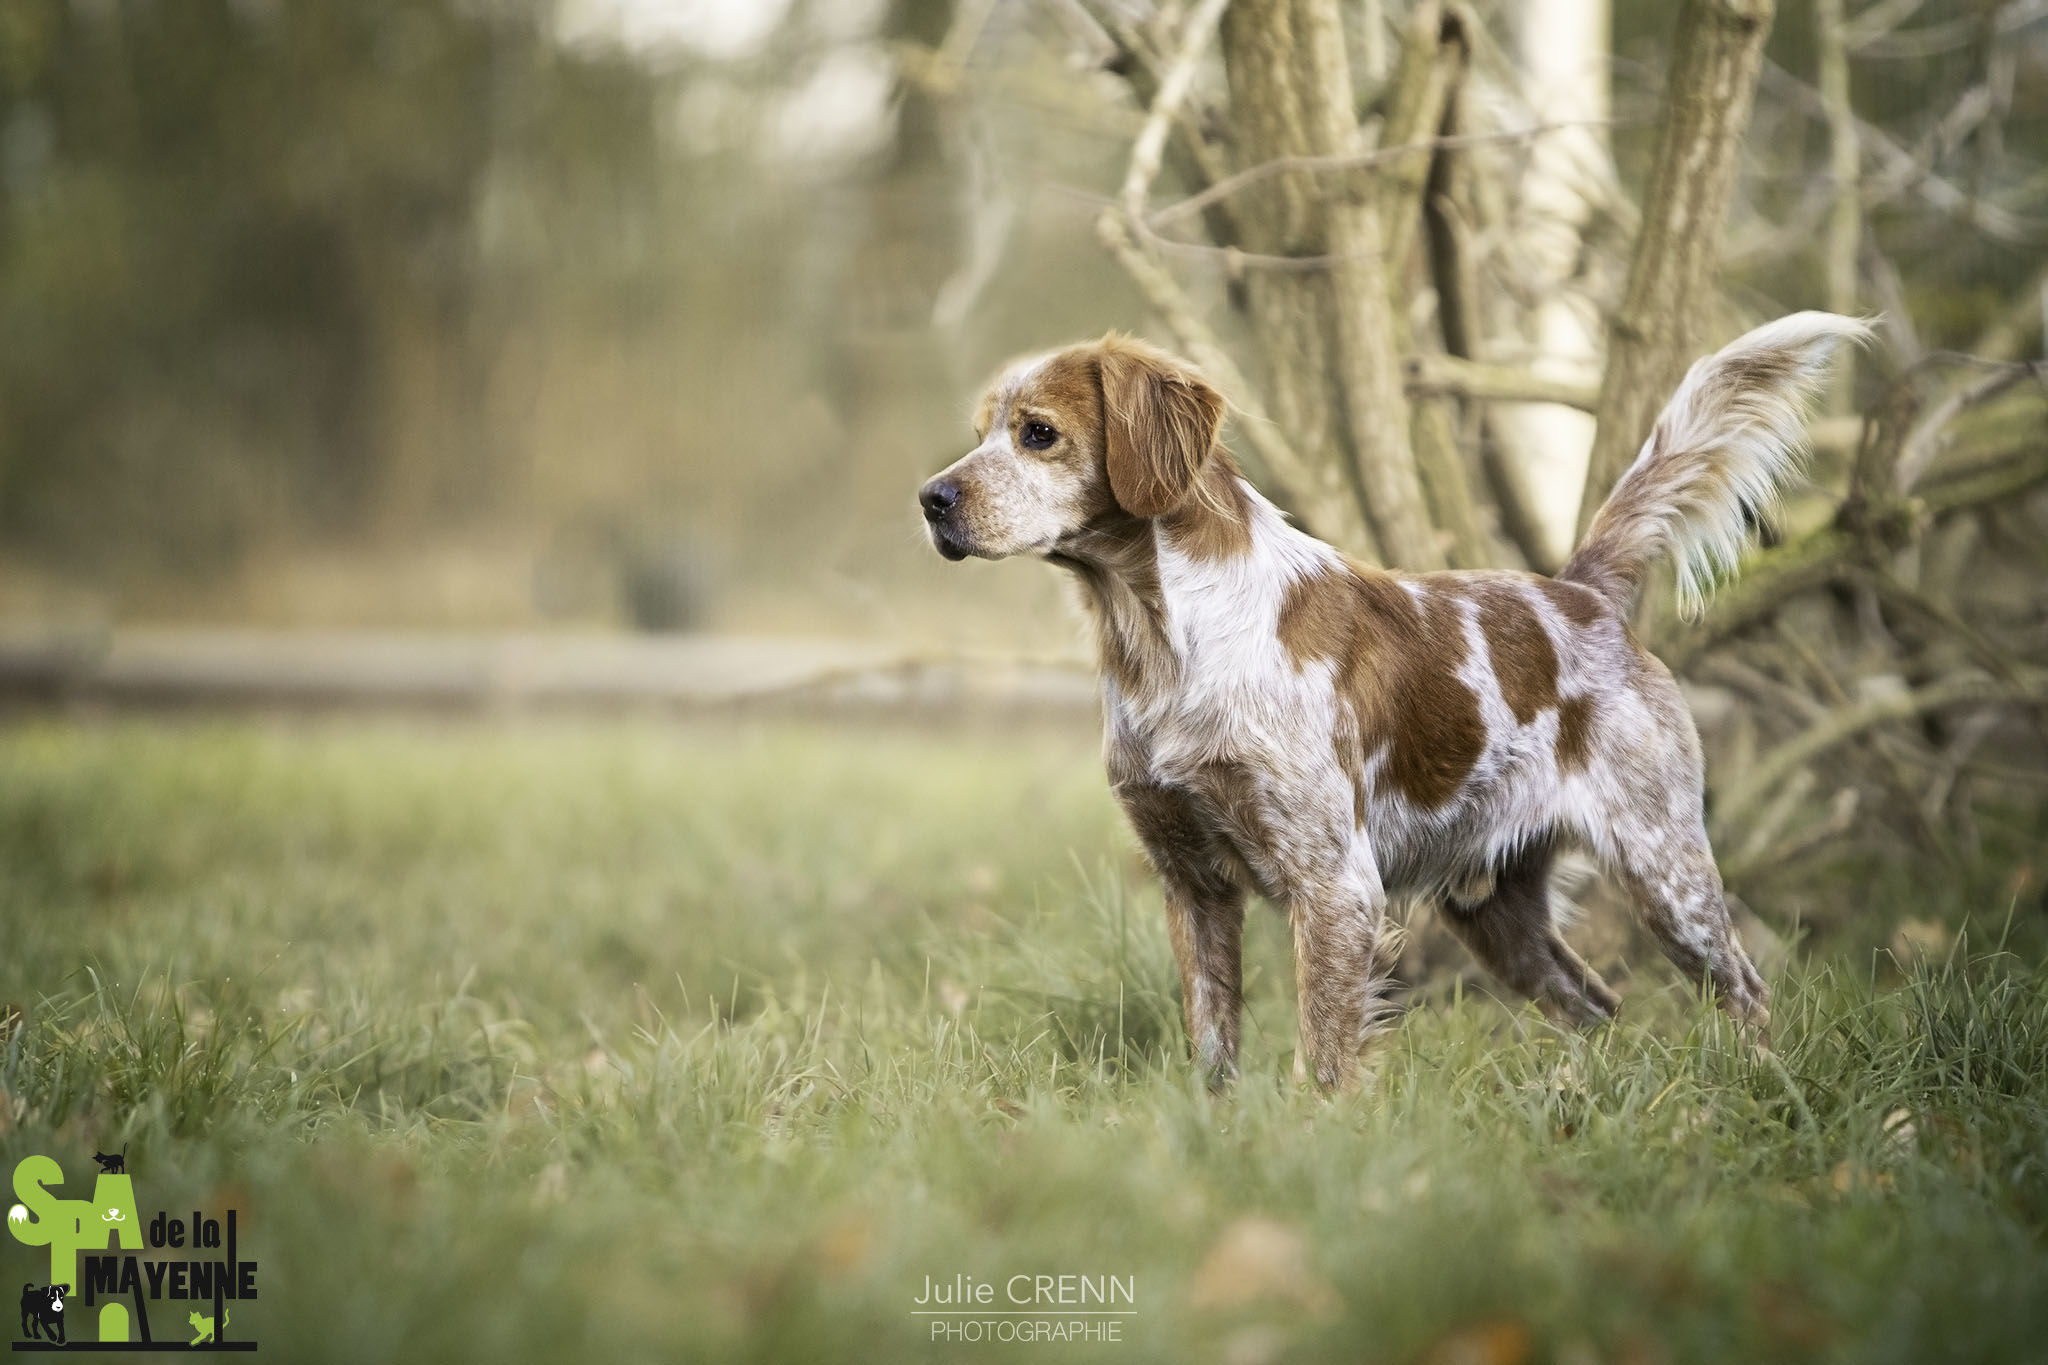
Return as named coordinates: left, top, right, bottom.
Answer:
left=1048, top=510, right=1173, bottom=708
left=1050, top=452, right=1307, bottom=710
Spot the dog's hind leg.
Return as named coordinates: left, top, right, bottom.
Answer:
left=1442, top=840, right=1620, bottom=1026
left=1604, top=822, right=1769, bottom=1033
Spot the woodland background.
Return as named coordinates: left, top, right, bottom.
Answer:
left=2, top=0, right=2042, bottom=932
left=3, top=6, right=2048, bottom=1360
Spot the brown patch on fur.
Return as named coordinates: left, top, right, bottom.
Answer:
left=1159, top=454, right=1253, bottom=561
left=1180, top=761, right=1292, bottom=898
left=1717, top=349, right=1800, bottom=395
left=1537, top=577, right=1605, bottom=629
left=1115, top=780, right=1238, bottom=899
left=1471, top=584, right=1559, bottom=726
left=1098, top=334, right=1227, bottom=520
left=1013, top=350, right=1106, bottom=468
left=1555, top=694, right=1597, bottom=772
left=1278, top=566, right=1485, bottom=810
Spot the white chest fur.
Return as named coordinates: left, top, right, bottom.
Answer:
left=1128, top=492, right=1343, bottom=782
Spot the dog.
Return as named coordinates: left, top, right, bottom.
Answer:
left=918, top=313, right=1865, bottom=1089
left=20, top=1283, right=67, bottom=1343
left=93, top=1145, right=126, bottom=1175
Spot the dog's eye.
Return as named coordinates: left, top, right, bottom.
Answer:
left=1021, top=421, right=1058, bottom=450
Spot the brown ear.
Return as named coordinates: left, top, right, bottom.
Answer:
left=1098, top=336, right=1226, bottom=518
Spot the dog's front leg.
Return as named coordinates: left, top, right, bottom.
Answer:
left=1115, top=781, right=1247, bottom=1084
left=1287, top=876, right=1390, bottom=1093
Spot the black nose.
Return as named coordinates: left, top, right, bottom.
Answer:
left=920, top=479, right=959, bottom=522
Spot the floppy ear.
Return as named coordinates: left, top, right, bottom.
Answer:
left=1098, top=337, right=1226, bottom=518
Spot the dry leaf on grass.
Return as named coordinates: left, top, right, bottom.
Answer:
left=1828, top=1161, right=1895, bottom=1195
left=1889, top=918, right=1952, bottom=966
left=1185, top=1216, right=1339, bottom=1319
left=815, top=1211, right=873, bottom=1277
left=1420, top=1318, right=1533, bottom=1365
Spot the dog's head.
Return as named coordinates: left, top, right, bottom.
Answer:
left=918, top=334, right=1226, bottom=561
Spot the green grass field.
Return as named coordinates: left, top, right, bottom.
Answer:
left=3, top=717, right=2046, bottom=1363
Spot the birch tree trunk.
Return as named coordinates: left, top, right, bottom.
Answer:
left=1488, top=0, right=1611, bottom=567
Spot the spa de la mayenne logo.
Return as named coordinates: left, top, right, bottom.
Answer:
left=8, top=1147, right=258, bottom=1351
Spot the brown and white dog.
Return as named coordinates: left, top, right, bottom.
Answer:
left=918, top=314, right=1865, bottom=1089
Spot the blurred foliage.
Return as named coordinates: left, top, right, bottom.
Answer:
left=0, top=0, right=1138, bottom=632
left=0, top=0, right=675, bottom=581
left=0, top=0, right=2038, bottom=628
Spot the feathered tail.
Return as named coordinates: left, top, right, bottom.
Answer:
left=1560, top=312, right=1871, bottom=618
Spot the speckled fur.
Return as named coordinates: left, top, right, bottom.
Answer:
left=920, top=320, right=1858, bottom=1089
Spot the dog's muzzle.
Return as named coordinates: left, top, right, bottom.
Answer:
left=918, top=478, right=971, bottom=561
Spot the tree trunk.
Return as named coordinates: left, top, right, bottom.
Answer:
left=1576, top=0, right=1776, bottom=534
left=1382, top=2, right=1493, bottom=568
left=1219, top=0, right=1381, bottom=561
left=1220, top=0, right=1444, bottom=568
left=1815, top=0, right=1860, bottom=412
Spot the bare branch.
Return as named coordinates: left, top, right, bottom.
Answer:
left=1144, top=121, right=1617, bottom=234
left=1854, top=568, right=2033, bottom=691
left=1378, top=0, right=1492, bottom=569
left=1300, top=0, right=1443, bottom=568
left=1840, top=0, right=1927, bottom=50
left=1423, top=61, right=1545, bottom=571
left=1971, top=256, right=2048, bottom=363
left=1115, top=0, right=1233, bottom=227
left=1714, top=672, right=2048, bottom=829
left=1218, top=0, right=1386, bottom=563
left=1761, top=61, right=2048, bottom=246
left=1038, top=0, right=1121, bottom=68
left=1404, top=353, right=1599, bottom=410
left=1374, top=1, right=1469, bottom=292
left=1853, top=0, right=2048, bottom=58
left=1721, top=785, right=1859, bottom=884
left=1895, top=362, right=2038, bottom=491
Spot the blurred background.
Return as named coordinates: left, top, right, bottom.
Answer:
left=1, top=14, right=2046, bottom=1355
left=0, top=0, right=2034, bottom=633
left=0, top=0, right=2034, bottom=645
left=0, top=0, right=1164, bottom=655
left=0, top=0, right=2042, bottom=918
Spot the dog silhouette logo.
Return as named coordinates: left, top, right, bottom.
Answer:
left=19, top=1283, right=68, bottom=1345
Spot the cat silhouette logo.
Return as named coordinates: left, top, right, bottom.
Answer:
left=189, top=1307, right=229, bottom=1346
left=9, top=1148, right=258, bottom=1350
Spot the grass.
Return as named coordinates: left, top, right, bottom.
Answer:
left=2, top=716, right=2045, bottom=1363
